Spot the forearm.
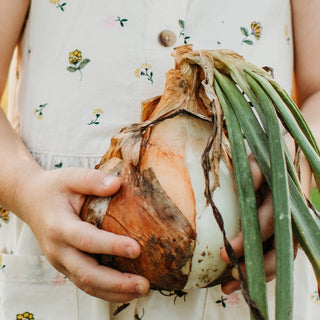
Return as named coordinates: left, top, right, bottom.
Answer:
left=0, top=107, right=43, bottom=215
left=298, top=91, right=320, bottom=192
left=291, top=0, right=320, bottom=193
left=0, top=0, right=36, bottom=214
left=299, top=91, right=320, bottom=141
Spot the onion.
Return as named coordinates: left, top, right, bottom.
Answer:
left=80, top=45, right=240, bottom=291
left=81, top=45, right=320, bottom=319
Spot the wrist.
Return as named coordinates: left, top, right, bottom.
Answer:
left=5, top=159, right=44, bottom=222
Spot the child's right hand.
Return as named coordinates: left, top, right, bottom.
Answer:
left=16, top=165, right=150, bottom=302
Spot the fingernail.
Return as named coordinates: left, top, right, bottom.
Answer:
left=231, top=267, right=240, bottom=280
left=135, top=283, right=147, bottom=295
left=102, top=175, right=118, bottom=187
left=125, top=246, right=135, bottom=258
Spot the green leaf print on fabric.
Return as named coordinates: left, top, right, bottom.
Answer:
left=216, top=296, right=228, bottom=308
left=135, top=63, right=153, bottom=84
left=54, top=162, right=63, bottom=168
left=241, top=21, right=263, bottom=45
left=33, top=103, right=48, bottom=120
left=115, top=17, right=128, bottom=27
left=88, top=108, right=104, bottom=125
left=311, top=290, right=320, bottom=305
left=179, top=19, right=191, bottom=44
left=104, top=16, right=128, bottom=27
left=67, top=50, right=90, bottom=81
left=16, top=312, right=35, bottom=320
left=215, top=293, right=241, bottom=308
left=50, top=0, right=67, bottom=12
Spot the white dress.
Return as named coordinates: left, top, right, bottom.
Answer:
left=0, top=0, right=319, bottom=319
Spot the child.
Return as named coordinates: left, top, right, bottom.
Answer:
left=0, top=0, right=319, bottom=319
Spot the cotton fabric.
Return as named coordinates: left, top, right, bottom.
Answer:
left=1, top=0, right=319, bottom=319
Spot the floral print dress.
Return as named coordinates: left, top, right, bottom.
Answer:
left=1, top=0, right=319, bottom=319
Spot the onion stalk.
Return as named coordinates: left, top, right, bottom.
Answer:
left=80, top=45, right=320, bottom=320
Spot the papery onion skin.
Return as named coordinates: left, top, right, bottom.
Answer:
left=81, top=157, right=196, bottom=291
left=80, top=45, right=241, bottom=291
left=80, top=118, right=241, bottom=291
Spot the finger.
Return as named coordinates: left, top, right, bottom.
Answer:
left=62, top=219, right=142, bottom=258
left=220, top=193, right=274, bottom=263
left=256, top=193, right=274, bottom=242
left=57, top=167, right=121, bottom=197
left=232, top=249, right=276, bottom=281
left=61, top=248, right=150, bottom=302
left=221, top=278, right=241, bottom=295
left=248, top=153, right=265, bottom=191
left=221, top=249, right=276, bottom=295
left=263, top=249, right=276, bottom=281
left=220, top=232, right=243, bottom=263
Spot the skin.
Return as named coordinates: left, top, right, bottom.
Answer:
left=0, top=0, right=319, bottom=302
left=220, top=0, right=320, bottom=294
left=0, top=0, right=150, bottom=303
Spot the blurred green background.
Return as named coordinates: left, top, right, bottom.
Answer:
left=311, top=188, right=320, bottom=210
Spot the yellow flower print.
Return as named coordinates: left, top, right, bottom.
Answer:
left=0, top=206, right=9, bottom=224
left=67, top=49, right=90, bottom=81
left=16, top=312, right=35, bottom=320
left=50, top=0, right=67, bottom=12
left=284, top=24, right=291, bottom=44
left=0, top=255, right=5, bottom=272
left=69, top=49, right=82, bottom=65
left=250, top=21, right=262, bottom=40
left=241, top=21, right=263, bottom=45
left=33, top=103, right=48, bottom=120
left=33, top=109, right=43, bottom=120
left=141, top=63, right=151, bottom=70
left=88, top=108, right=104, bottom=125
left=93, top=107, right=104, bottom=115
left=135, top=68, right=141, bottom=78
left=135, top=63, right=153, bottom=84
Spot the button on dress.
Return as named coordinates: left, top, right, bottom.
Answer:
left=158, top=30, right=177, bottom=47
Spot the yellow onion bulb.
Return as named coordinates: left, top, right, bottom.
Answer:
left=81, top=46, right=241, bottom=291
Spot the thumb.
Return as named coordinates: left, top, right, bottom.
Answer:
left=60, top=167, right=121, bottom=197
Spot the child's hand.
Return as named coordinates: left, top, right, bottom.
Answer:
left=17, top=166, right=150, bottom=302
left=219, top=154, right=276, bottom=294
left=220, top=134, right=303, bottom=295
